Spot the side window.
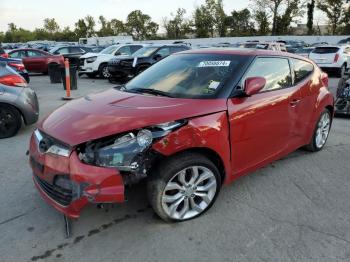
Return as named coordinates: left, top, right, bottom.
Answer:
left=10, top=51, right=27, bottom=58
left=244, top=57, right=292, bottom=92
left=70, top=47, right=84, bottom=53
left=170, top=46, right=186, bottom=54
left=130, top=45, right=142, bottom=54
left=27, top=50, right=44, bottom=57
left=292, top=58, right=314, bottom=84
left=55, top=47, right=69, bottom=55
left=155, top=47, right=170, bottom=57
left=117, top=46, right=131, bottom=55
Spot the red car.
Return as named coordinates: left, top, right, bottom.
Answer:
left=8, top=48, right=64, bottom=74
left=29, top=49, right=334, bottom=222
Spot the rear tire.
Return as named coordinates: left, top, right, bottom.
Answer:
left=0, top=104, right=22, bottom=139
left=147, top=153, right=221, bottom=222
left=304, top=109, right=331, bottom=152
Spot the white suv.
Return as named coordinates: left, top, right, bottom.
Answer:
left=309, top=45, right=350, bottom=77
left=79, top=44, right=144, bottom=78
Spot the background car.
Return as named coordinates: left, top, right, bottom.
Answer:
left=0, top=56, right=29, bottom=83
left=239, top=41, right=287, bottom=51
left=0, top=46, right=9, bottom=58
left=293, top=47, right=315, bottom=58
left=8, top=48, right=64, bottom=74
left=309, top=45, right=350, bottom=77
left=0, top=62, right=39, bottom=138
left=79, top=44, right=144, bottom=78
left=107, top=44, right=190, bottom=82
left=49, top=45, right=94, bottom=65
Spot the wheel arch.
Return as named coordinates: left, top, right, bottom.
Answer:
left=158, top=147, right=226, bottom=185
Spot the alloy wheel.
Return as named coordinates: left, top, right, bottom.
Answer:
left=102, top=66, right=110, bottom=78
left=315, top=112, right=331, bottom=149
left=161, top=166, right=217, bottom=220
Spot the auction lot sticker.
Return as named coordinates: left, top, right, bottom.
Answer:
left=198, top=61, right=231, bottom=67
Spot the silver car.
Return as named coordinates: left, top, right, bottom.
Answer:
left=0, top=62, right=39, bottom=138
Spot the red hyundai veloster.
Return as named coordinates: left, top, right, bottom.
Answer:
left=29, top=49, right=334, bottom=222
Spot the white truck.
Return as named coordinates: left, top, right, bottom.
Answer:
left=78, top=36, right=133, bottom=46
left=79, top=44, right=144, bottom=78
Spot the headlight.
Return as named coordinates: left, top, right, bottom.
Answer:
left=86, top=56, right=97, bottom=63
left=79, top=120, right=186, bottom=170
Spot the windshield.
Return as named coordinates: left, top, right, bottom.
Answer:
left=312, top=47, right=339, bottom=54
left=124, top=54, right=246, bottom=99
left=100, top=45, right=119, bottom=54
left=132, top=47, right=158, bottom=57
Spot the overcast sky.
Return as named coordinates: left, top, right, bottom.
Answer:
left=0, top=0, right=252, bottom=32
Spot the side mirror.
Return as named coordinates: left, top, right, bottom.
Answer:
left=153, top=54, right=162, bottom=60
left=244, top=77, right=266, bottom=96
left=114, top=51, right=121, bottom=56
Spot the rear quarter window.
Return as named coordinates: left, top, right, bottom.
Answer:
left=312, top=47, right=339, bottom=54
left=291, top=58, right=314, bottom=84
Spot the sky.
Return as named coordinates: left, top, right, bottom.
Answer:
left=0, top=0, right=251, bottom=32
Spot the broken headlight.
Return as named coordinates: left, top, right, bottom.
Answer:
left=79, top=120, right=186, bottom=170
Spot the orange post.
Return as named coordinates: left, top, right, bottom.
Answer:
left=64, top=58, right=71, bottom=98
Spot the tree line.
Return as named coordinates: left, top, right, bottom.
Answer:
left=1, top=0, right=350, bottom=43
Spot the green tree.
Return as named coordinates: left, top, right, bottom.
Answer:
left=317, top=0, right=345, bottom=35
left=98, top=15, right=114, bottom=36
left=226, top=8, right=255, bottom=36
left=307, top=0, right=316, bottom=34
left=110, top=19, right=125, bottom=35
left=254, top=10, right=270, bottom=35
left=85, top=15, right=96, bottom=37
left=125, top=10, right=159, bottom=40
left=74, top=19, right=88, bottom=38
left=163, top=8, right=191, bottom=39
left=43, top=18, right=60, bottom=34
left=275, top=0, right=303, bottom=35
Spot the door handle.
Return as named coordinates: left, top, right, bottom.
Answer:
left=290, top=99, right=301, bottom=107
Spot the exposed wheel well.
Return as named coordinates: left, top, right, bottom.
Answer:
left=164, top=148, right=226, bottom=184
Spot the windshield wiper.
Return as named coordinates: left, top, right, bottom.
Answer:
left=130, top=88, right=174, bottom=97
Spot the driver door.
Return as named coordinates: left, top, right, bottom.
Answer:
left=228, top=57, right=299, bottom=176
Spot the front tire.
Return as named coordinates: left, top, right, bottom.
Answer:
left=98, top=63, right=110, bottom=79
left=147, top=153, right=221, bottom=222
left=0, top=104, right=22, bottom=139
left=305, top=109, right=331, bottom=152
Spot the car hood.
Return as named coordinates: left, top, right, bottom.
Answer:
left=80, top=53, right=113, bottom=59
left=39, top=89, right=227, bottom=146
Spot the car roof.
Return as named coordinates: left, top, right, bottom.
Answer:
left=179, top=48, right=313, bottom=61
left=9, top=48, right=46, bottom=52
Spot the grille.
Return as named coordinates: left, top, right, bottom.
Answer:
left=35, top=175, right=73, bottom=206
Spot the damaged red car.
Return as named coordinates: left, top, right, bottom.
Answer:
left=29, top=49, right=334, bottom=222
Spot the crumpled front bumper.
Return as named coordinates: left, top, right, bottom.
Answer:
left=29, top=134, right=125, bottom=219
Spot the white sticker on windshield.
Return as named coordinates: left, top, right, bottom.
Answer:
left=208, top=81, right=220, bottom=90
left=198, top=61, right=231, bottom=67
left=132, top=57, right=138, bottom=67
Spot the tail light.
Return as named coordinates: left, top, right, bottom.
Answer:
left=0, top=74, right=27, bottom=87
left=321, top=72, right=328, bottom=88
left=333, top=53, right=339, bottom=63
left=8, top=62, right=25, bottom=71
left=0, top=53, right=9, bottom=58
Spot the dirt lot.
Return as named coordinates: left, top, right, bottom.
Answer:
left=0, top=75, right=349, bottom=262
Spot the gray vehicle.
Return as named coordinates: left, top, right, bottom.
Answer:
left=0, top=62, right=39, bottom=138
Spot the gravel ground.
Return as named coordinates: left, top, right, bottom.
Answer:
left=0, top=75, right=349, bottom=262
